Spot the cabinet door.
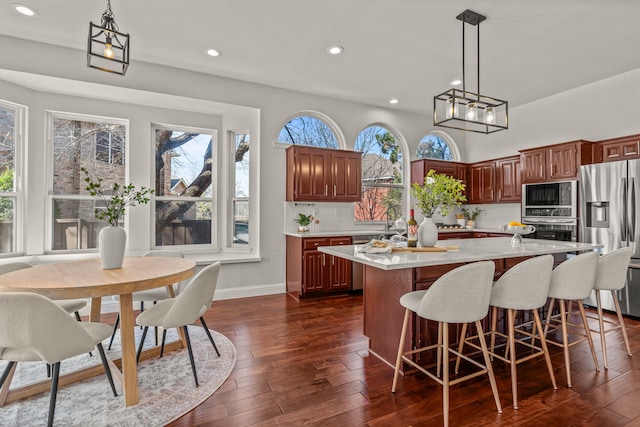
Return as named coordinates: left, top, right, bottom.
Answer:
left=521, top=149, right=547, bottom=183
left=549, top=143, right=578, bottom=180
left=302, top=250, right=329, bottom=293
left=289, top=147, right=330, bottom=201
left=469, top=163, right=495, bottom=203
left=496, top=157, right=521, bottom=202
left=410, top=159, right=460, bottom=185
left=331, top=151, right=362, bottom=201
left=328, top=237, right=352, bottom=290
left=601, top=140, right=640, bottom=162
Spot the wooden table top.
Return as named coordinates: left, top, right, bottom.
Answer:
left=0, top=257, right=196, bottom=299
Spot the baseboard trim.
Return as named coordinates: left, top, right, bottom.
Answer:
left=79, top=283, right=286, bottom=315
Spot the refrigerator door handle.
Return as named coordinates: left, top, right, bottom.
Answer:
left=622, top=177, right=628, bottom=241
left=631, top=177, right=636, bottom=242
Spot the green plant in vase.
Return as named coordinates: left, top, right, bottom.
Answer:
left=294, top=213, right=313, bottom=232
left=461, top=207, right=482, bottom=229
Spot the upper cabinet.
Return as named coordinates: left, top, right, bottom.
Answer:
left=595, top=134, right=640, bottom=163
left=495, top=155, right=522, bottom=202
left=520, top=140, right=593, bottom=184
left=410, top=159, right=461, bottom=185
left=286, top=145, right=362, bottom=202
left=468, top=161, right=496, bottom=203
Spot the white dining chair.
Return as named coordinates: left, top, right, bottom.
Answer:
left=0, top=292, right=117, bottom=427
left=135, top=261, right=221, bottom=387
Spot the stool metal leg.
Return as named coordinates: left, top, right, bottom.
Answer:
left=595, top=290, right=608, bottom=369
left=611, top=290, right=633, bottom=357
left=476, top=320, right=502, bottom=415
left=558, top=300, right=573, bottom=387
left=437, top=321, right=444, bottom=378
left=577, top=300, right=600, bottom=372
left=454, top=322, right=467, bottom=374
left=533, top=309, right=557, bottom=391
left=507, top=308, right=519, bottom=409
left=392, top=309, right=410, bottom=393
left=442, top=321, right=450, bottom=427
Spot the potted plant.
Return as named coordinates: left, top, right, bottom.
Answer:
left=411, top=170, right=466, bottom=246
left=294, top=213, right=313, bottom=233
left=461, top=207, right=482, bottom=229
left=81, top=167, right=153, bottom=269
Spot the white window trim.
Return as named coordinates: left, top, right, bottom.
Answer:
left=0, top=99, right=26, bottom=257
left=45, top=110, right=130, bottom=253
left=151, top=123, right=218, bottom=252
left=228, top=129, right=251, bottom=250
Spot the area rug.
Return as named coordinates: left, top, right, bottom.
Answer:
left=0, top=325, right=236, bottom=426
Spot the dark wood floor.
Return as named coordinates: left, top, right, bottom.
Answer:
left=164, top=293, right=640, bottom=426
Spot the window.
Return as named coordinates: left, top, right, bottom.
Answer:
left=0, top=100, right=24, bottom=254
left=277, top=114, right=338, bottom=148
left=354, top=125, right=404, bottom=223
left=416, top=133, right=456, bottom=160
left=49, top=112, right=127, bottom=251
left=231, top=131, right=250, bottom=245
left=95, top=130, right=124, bottom=165
left=153, top=125, right=216, bottom=248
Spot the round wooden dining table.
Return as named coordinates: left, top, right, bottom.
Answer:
left=0, top=256, right=196, bottom=407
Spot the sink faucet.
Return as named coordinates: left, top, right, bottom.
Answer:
left=385, top=206, right=398, bottom=231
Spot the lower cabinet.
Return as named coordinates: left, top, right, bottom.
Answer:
left=286, top=235, right=352, bottom=298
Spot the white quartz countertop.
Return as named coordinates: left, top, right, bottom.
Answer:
left=318, top=237, right=603, bottom=270
left=284, top=227, right=505, bottom=238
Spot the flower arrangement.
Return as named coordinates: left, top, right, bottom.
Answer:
left=81, top=167, right=154, bottom=227
left=461, top=207, right=482, bottom=221
left=293, top=213, right=313, bottom=227
left=411, top=170, right=466, bottom=217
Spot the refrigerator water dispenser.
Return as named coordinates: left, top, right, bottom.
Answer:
left=586, top=201, right=609, bottom=228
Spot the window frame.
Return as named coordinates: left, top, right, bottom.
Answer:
left=275, top=110, right=345, bottom=149
left=228, top=129, right=250, bottom=249
left=151, top=123, right=218, bottom=252
left=0, top=99, right=26, bottom=256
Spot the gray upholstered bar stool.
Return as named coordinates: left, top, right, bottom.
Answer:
left=458, top=255, right=557, bottom=410
left=542, top=251, right=600, bottom=387
left=391, top=261, right=501, bottom=427
left=592, top=247, right=633, bottom=369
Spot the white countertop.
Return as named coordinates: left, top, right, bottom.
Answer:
left=318, top=237, right=603, bottom=270
left=284, top=227, right=506, bottom=238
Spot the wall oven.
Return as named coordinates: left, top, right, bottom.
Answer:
left=522, top=180, right=578, bottom=241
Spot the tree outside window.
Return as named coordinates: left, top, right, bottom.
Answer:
left=416, top=134, right=454, bottom=160
left=232, top=132, right=250, bottom=245
left=277, top=115, right=338, bottom=148
left=0, top=103, right=16, bottom=253
left=354, top=126, right=404, bottom=223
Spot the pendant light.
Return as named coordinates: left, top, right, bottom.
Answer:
left=87, top=0, right=130, bottom=75
left=433, top=10, right=508, bottom=134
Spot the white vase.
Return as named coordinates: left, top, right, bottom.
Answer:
left=99, top=226, right=127, bottom=269
left=418, top=217, right=438, bottom=247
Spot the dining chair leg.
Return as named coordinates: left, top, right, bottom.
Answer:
left=507, top=308, right=519, bottom=409
left=392, top=309, right=410, bottom=393
left=454, top=322, right=468, bottom=374
left=442, top=321, right=450, bottom=427
left=476, top=320, right=502, bottom=415
left=96, top=343, right=118, bottom=397
left=46, top=363, right=51, bottom=378
left=136, top=326, right=149, bottom=363
left=595, top=290, right=608, bottom=369
left=577, top=300, right=600, bottom=372
left=183, top=326, right=199, bottom=387
left=0, top=361, right=16, bottom=389
left=611, top=290, right=633, bottom=357
left=558, top=300, right=572, bottom=387
left=533, top=309, right=557, bottom=391
left=108, top=314, right=120, bottom=350
left=47, top=362, right=61, bottom=427
left=160, top=329, right=167, bottom=358
left=200, top=317, right=221, bottom=357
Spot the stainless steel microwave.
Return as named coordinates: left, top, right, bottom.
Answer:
left=521, top=180, right=578, bottom=219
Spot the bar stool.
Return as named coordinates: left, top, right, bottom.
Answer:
left=543, top=251, right=600, bottom=387
left=592, top=247, right=633, bottom=369
left=391, top=261, right=501, bottom=427
left=458, top=255, right=556, bottom=410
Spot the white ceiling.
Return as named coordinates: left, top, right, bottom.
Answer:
left=2, top=0, right=640, bottom=114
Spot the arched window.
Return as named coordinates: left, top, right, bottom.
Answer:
left=354, top=125, right=404, bottom=223
left=277, top=114, right=339, bottom=148
left=416, top=132, right=458, bottom=161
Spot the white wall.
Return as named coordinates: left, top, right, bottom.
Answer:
left=1, top=35, right=469, bottom=298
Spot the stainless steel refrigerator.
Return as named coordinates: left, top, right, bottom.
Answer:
left=580, top=159, right=640, bottom=317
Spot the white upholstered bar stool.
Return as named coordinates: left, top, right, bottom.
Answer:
left=391, top=261, right=501, bottom=427
left=542, top=251, right=600, bottom=387
left=459, top=255, right=557, bottom=410
left=592, top=247, right=633, bottom=369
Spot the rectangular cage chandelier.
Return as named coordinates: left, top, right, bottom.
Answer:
left=433, top=9, right=508, bottom=134
left=87, top=0, right=130, bottom=75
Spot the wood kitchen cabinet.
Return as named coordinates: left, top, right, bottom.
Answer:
left=468, top=161, right=496, bottom=203
left=520, top=140, right=593, bottom=183
left=595, top=134, right=640, bottom=163
left=286, top=235, right=352, bottom=298
left=495, top=155, right=521, bottom=202
left=410, top=159, right=462, bottom=185
left=286, top=145, right=362, bottom=202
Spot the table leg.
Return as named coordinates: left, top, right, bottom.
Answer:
left=90, top=297, right=102, bottom=322
left=119, top=293, right=138, bottom=406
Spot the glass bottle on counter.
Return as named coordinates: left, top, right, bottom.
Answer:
left=407, top=207, right=418, bottom=247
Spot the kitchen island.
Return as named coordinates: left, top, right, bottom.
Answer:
left=318, top=237, right=603, bottom=368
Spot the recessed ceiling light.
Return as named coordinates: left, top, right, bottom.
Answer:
left=389, top=99, right=399, bottom=104
left=327, top=46, right=344, bottom=55
left=205, top=48, right=221, bottom=57
left=11, top=3, right=38, bottom=16
left=450, top=79, right=462, bottom=86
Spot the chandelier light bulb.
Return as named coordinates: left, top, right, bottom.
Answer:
left=103, top=36, right=115, bottom=59
left=485, top=107, right=495, bottom=124
left=466, top=102, right=478, bottom=121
